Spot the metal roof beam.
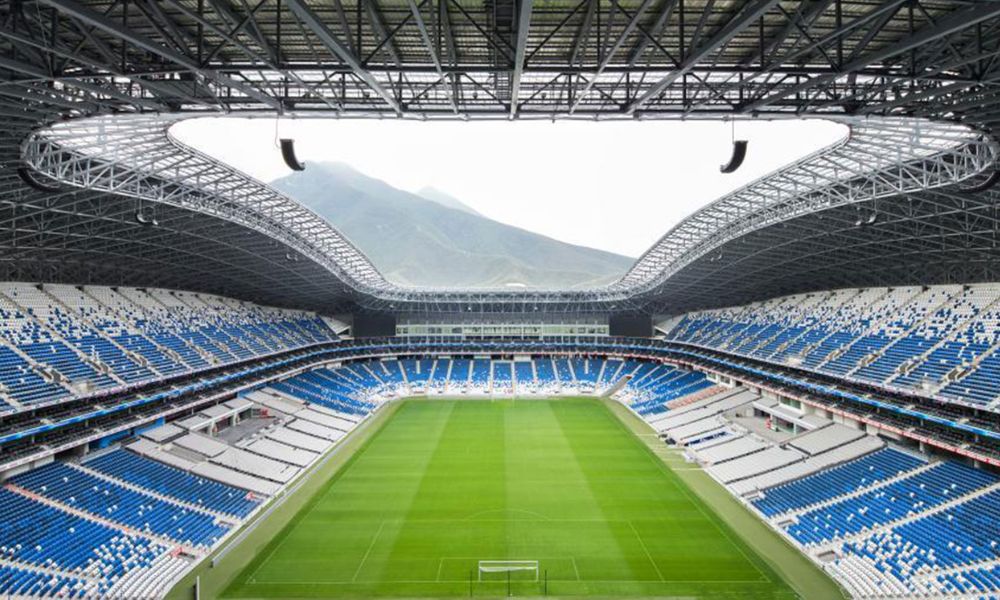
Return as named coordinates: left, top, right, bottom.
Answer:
left=744, top=3, right=1000, bottom=112
left=509, top=0, right=534, bottom=117
left=627, top=0, right=679, bottom=66
left=36, top=0, right=281, bottom=109
left=738, top=0, right=832, bottom=68
left=626, top=0, right=780, bottom=114
left=569, top=0, right=597, bottom=65
left=570, top=0, right=656, bottom=113
left=0, top=55, right=166, bottom=111
left=285, top=0, right=401, bottom=115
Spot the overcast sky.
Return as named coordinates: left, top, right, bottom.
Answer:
left=173, top=117, right=845, bottom=258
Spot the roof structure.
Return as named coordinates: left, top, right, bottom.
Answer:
left=2, top=0, right=1000, bottom=314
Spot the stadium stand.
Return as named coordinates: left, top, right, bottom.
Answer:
left=0, top=313, right=372, bottom=597
left=0, top=283, right=339, bottom=414
left=628, top=372, right=1000, bottom=599
left=84, top=450, right=259, bottom=518
left=5, top=278, right=1000, bottom=598
left=666, top=283, right=1000, bottom=409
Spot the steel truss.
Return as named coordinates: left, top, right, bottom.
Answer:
left=2, top=1, right=1000, bottom=313
left=22, top=112, right=997, bottom=310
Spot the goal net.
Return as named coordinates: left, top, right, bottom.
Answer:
left=477, top=560, right=539, bottom=582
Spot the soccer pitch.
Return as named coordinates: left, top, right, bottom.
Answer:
left=220, top=398, right=835, bottom=599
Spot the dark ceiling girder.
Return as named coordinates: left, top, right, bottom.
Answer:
left=284, top=0, right=401, bottom=114
left=37, top=0, right=281, bottom=109
left=569, top=0, right=598, bottom=65
left=626, top=0, right=781, bottom=113
left=2, top=0, right=1000, bottom=315
left=569, top=0, right=656, bottom=113
left=509, top=0, right=534, bottom=116
left=737, top=0, right=833, bottom=68
left=626, top=0, right=679, bottom=66
left=743, top=2, right=1000, bottom=112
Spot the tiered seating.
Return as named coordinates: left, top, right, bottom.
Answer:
left=929, top=562, right=1000, bottom=596
left=116, top=287, right=212, bottom=370
left=401, top=359, right=433, bottom=388
left=469, top=359, right=491, bottom=391
left=892, top=287, right=1000, bottom=396
left=43, top=284, right=157, bottom=384
left=766, top=290, right=855, bottom=364
left=844, top=489, right=1000, bottom=588
left=269, top=357, right=717, bottom=406
left=596, top=359, right=623, bottom=388
left=513, top=361, right=535, bottom=392
left=13, top=463, right=228, bottom=548
left=553, top=359, right=574, bottom=386
left=787, top=461, right=996, bottom=546
left=0, top=283, right=335, bottom=412
left=271, top=370, right=375, bottom=415
left=572, top=358, right=599, bottom=387
left=378, top=361, right=406, bottom=387
left=447, top=359, right=471, bottom=391
left=826, top=287, right=956, bottom=378
left=0, top=563, right=89, bottom=598
left=492, top=362, right=514, bottom=394
left=346, top=363, right=385, bottom=391
left=799, top=287, right=896, bottom=369
left=852, top=286, right=965, bottom=384
left=728, top=296, right=812, bottom=356
left=533, top=359, right=557, bottom=390
left=0, top=488, right=166, bottom=596
left=0, top=289, right=115, bottom=393
left=85, top=286, right=189, bottom=377
left=729, top=436, right=885, bottom=496
left=151, top=290, right=245, bottom=362
left=425, top=360, right=444, bottom=391
left=626, top=365, right=713, bottom=416
left=943, top=348, right=1000, bottom=406
left=666, top=283, right=1000, bottom=408
left=0, top=346, right=67, bottom=407
left=752, top=448, right=926, bottom=517
left=84, top=450, right=260, bottom=518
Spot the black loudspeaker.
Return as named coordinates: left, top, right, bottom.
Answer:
left=279, top=138, right=306, bottom=171
left=719, top=140, right=748, bottom=174
left=17, top=166, right=61, bottom=193
left=960, top=168, right=1000, bottom=193
left=134, top=209, right=159, bottom=227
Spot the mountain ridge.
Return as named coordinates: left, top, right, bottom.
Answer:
left=270, top=162, right=633, bottom=289
left=416, top=186, right=482, bottom=216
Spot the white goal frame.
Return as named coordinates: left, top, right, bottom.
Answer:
left=477, top=560, right=539, bottom=582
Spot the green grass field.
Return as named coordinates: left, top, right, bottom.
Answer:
left=217, top=398, right=834, bottom=599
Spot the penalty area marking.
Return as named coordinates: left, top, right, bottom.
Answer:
left=352, top=520, right=386, bottom=582
left=628, top=520, right=665, bottom=582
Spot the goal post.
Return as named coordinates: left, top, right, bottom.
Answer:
left=477, top=560, right=539, bottom=582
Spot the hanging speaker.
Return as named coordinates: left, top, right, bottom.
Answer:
left=17, top=166, right=61, bottom=193
left=959, top=168, right=1000, bottom=193
left=280, top=138, right=306, bottom=171
left=135, top=210, right=158, bottom=226
left=719, top=140, right=748, bottom=174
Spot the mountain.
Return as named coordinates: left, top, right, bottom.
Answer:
left=270, top=162, right=633, bottom=289
left=416, top=186, right=482, bottom=216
